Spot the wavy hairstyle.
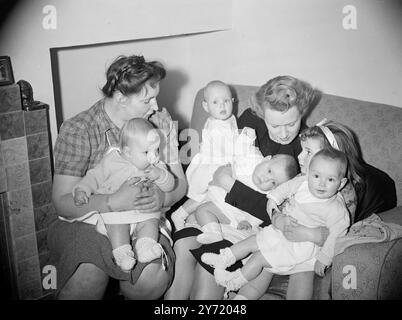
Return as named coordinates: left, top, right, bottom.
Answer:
left=102, top=55, right=166, bottom=98
left=250, top=75, right=318, bottom=120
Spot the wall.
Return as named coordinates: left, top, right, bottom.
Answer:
left=56, top=35, right=194, bottom=128
left=56, top=0, right=402, bottom=132
left=0, top=0, right=232, bottom=145
left=183, top=0, right=402, bottom=112
left=1, top=0, right=401, bottom=145
left=226, top=0, right=402, bottom=106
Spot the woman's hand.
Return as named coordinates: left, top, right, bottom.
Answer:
left=108, top=177, right=144, bottom=211
left=132, top=181, right=165, bottom=213
left=148, top=107, right=174, bottom=136
left=314, top=260, right=328, bottom=277
left=208, top=164, right=235, bottom=192
left=282, top=221, right=329, bottom=246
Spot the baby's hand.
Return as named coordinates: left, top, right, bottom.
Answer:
left=144, top=166, right=162, bottom=182
left=74, top=189, right=89, bottom=207
left=209, top=164, right=233, bottom=190
left=266, top=199, right=279, bottom=217
left=237, top=220, right=252, bottom=231
left=272, top=213, right=285, bottom=230
left=314, top=260, right=328, bottom=277
left=272, top=213, right=296, bottom=232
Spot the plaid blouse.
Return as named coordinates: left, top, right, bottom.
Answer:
left=54, top=99, right=179, bottom=177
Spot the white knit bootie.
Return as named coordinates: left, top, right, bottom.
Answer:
left=214, top=268, right=248, bottom=292
left=196, top=222, right=224, bottom=244
left=112, top=244, right=136, bottom=272
left=201, top=247, right=236, bottom=269
left=135, top=237, right=162, bottom=263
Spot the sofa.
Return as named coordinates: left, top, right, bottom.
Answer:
left=184, top=84, right=402, bottom=300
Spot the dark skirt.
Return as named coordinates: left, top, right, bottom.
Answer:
left=47, top=219, right=175, bottom=297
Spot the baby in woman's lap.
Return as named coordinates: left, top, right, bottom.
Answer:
left=190, top=153, right=299, bottom=243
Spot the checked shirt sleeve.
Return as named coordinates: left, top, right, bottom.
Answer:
left=54, top=120, right=91, bottom=177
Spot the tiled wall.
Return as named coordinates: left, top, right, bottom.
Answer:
left=0, top=84, right=56, bottom=299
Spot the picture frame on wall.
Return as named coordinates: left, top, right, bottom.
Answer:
left=0, top=56, right=15, bottom=86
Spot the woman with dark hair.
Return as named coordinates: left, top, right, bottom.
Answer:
left=49, top=55, right=187, bottom=299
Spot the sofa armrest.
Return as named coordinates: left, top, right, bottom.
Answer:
left=331, top=239, right=402, bottom=299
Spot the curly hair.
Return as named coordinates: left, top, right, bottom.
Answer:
left=250, top=75, right=318, bottom=120
left=102, top=55, right=166, bottom=97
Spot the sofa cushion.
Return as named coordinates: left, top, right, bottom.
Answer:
left=378, top=239, right=402, bottom=299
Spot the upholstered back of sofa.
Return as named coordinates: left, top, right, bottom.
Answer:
left=189, top=84, right=402, bottom=205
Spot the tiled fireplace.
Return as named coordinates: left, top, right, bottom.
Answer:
left=0, top=84, right=56, bottom=299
